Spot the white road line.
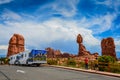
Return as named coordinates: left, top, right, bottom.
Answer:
left=16, top=70, right=25, bottom=73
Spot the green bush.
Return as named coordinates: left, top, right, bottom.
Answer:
left=110, top=63, right=120, bottom=73
left=0, top=57, right=9, bottom=64
left=98, top=55, right=116, bottom=71
left=98, top=55, right=116, bottom=63
left=67, top=59, right=76, bottom=66
left=79, top=61, right=85, bottom=69
left=47, top=59, right=57, bottom=65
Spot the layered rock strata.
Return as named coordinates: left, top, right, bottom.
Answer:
left=7, top=34, right=25, bottom=57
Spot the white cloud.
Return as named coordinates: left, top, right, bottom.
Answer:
left=0, top=45, right=8, bottom=50
left=96, top=0, right=120, bottom=13
left=76, top=13, right=116, bottom=34
left=0, top=0, right=13, bottom=4
left=52, top=0, right=79, bottom=17
left=0, top=17, right=100, bottom=50
left=96, top=0, right=113, bottom=7
left=115, top=39, right=120, bottom=52
left=37, top=0, right=79, bottom=17
left=1, top=9, right=22, bottom=21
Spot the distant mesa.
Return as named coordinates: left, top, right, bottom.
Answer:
left=101, top=37, right=116, bottom=59
left=7, top=34, right=25, bottom=57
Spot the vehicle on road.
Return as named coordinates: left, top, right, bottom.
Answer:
left=9, top=49, right=47, bottom=66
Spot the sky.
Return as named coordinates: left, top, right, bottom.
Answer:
left=0, top=0, right=120, bottom=58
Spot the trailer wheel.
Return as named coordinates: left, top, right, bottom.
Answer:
left=26, top=60, right=30, bottom=66
left=36, top=64, right=40, bottom=67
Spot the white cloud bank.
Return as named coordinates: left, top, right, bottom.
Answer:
left=0, top=17, right=100, bottom=49
left=0, top=45, right=8, bottom=50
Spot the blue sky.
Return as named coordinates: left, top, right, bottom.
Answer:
left=0, top=0, right=120, bottom=58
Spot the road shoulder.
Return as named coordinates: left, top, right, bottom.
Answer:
left=49, top=65, right=120, bottom=78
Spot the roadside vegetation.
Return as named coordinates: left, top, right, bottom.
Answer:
left=98, top=55, right=120, bottom=73
left=0, top=57, right=9, bottom=64
left=47, top=56, right=120, bottom=74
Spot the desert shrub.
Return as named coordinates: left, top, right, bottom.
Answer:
left=98, top=55, right=116, bottom=71
left=110, top=63, right=120, bottom=73
left=67, top=59, right=76, bottom=66
left=98, top=55, right=116, bottom=63
left=0, top=57, right=9, bottom=64
left=47, top=59, right=57, bottom=65
left=79, top=61, right=85, bottom=69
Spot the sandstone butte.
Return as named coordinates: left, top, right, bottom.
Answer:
left=101, top=37, right=117, bottom=59
left=7, top=34, right=25, bottom=57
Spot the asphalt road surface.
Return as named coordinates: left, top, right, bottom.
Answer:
left=0, top=65, right=120, bottom=80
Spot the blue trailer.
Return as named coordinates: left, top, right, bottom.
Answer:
left=9, top=49, right=47, bottom=66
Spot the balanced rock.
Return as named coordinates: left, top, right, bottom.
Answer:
left=76, top=34, right=90, bottom=56
left=7, top=34, right=25, bottom=57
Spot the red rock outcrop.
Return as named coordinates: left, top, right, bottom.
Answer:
left=46, top=47, right=62, bottom=58
left=46, top=47, right=76, bottom=58
left=62, top=53, right=70, bottom=58
left=7, top=34, right=25, bottom=57
left=76, top=34, right=90, bottom=56
left=101, top=37, right=116, bottom=59
left=46, top=47, right=55, bottom=58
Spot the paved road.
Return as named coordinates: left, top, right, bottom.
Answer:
left=0, top=65, right=120, bottom=80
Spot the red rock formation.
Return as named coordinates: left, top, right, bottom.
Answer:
left=54, top=50, right=61, bottom=56
left=77, top=34, right=83, bottom=43
left=46, top=47, right=62, bottom=58
left=46, top=47, right=55, bottom=58
left=76, top=34, right=90, bottom=56
left=54, top=50, right=62, bottom=58
left=92, top=52, right=99, bottom=57
left=46, top=47, right=73, bottom=58
left=62, top=53, right=70, bottom=58
left=101, top=37, right=116, bottom=59
left=7, top=34, right=25, bottom=57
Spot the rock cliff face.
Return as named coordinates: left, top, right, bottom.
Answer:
left=101, top=37, right=116, bottom=59
left=7, top=34, right=25, bottom=57
left=76, top=34, right=90, bottom=56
